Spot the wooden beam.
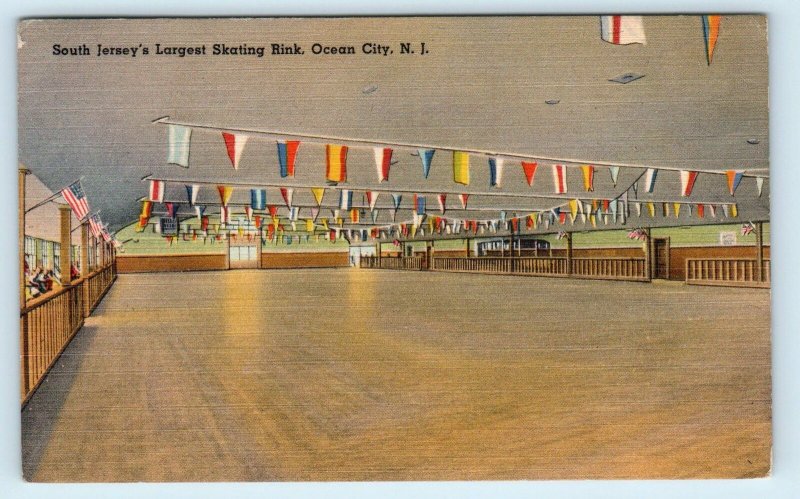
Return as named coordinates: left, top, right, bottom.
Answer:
left=566, top=233, right=573, bottom=275
left=59, top=205, right=72, bottom=286
left=645, top=228, right=653, bottom=281
left=81, top=223, right=90, bottom=317
left=756, top=222, right=764, bottom=282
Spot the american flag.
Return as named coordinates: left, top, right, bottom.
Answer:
left=556, top=231, right=568, bottom=240
left=627, top=228, right=647, bottom=241
left=741, top=223, right=755, bottom=236
left=88, top=214, right=103, bottom=238
left=61, top=181, right=90, bottom=220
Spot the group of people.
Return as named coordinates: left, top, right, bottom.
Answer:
left=24, top=260, right=81, bottom=299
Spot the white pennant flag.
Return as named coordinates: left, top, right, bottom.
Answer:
left=222, top=132, right=248, bottom=169
left=756, top=177, right=764, bottom=197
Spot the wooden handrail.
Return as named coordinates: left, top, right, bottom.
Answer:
left=22, top=264, right=114, bottom=314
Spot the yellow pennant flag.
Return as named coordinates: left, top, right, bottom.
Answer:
left=568, top=199, right=578, bottom=222
left=217, top=185, right=233, bottom=206
left=321, top=219, right=328, bottom=230
left=590, top=214, right=597, bottom=227
left=411, top=224, right=418, bottom=238
left=305, top=219, right=314, bottom=233
left=673, top=203, right=681, bottom=217
left=730, top=204, right=738, bottom=217
left=336, top=217, right=344, bottom=227
left=580, top=165, right=594, bottom=192
left=452, top=151, right=470, bottom=185
left=647, top=202, right=655, bottom=218
left=311, top=187, right=325, bottom=206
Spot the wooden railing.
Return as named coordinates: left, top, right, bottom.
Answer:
left=572, top=257, right=648, bottom=281
left=432, top=256, right=568, bottom=276
left=686, top=258, right=770, bottom=288
left=361, top=256, right=425, bottom=271
left=20, top=262, right=117, bottom=404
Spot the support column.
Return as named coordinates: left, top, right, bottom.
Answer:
left=566, top=232, right=573, bottom=276
left=465, top=238, right=471, bottom=258
left=256, top=227, right=263, bottom=269
left=19, top=169, right=28, bottom=307
left=376, top=241, right=381, bottom=267
left=426, top=240, right=434, bottom=270
left=59, top=205, right=73, bottom=286
left=756, top=221, right=764, bottom=282
left=81, top=223, right=91, bottom=317
left=644, top=228, right=653, bottom=281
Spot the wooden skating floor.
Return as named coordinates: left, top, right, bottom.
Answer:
left=22, top=269, right=771, bottom=481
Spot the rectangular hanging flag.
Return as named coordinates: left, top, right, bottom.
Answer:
left=88, top=214, right=103, bottom=238
left=521, top=161, right=538, bottom=186
left=149, top=180, right=165, bottom=203
left=339, top=189, right=353, bottom=210
left=277, top=140, right=301, bottom=177
left=251, top=189, right=267, bottom=210
left=643, top=168, right=658, bottom=193
left=488, top=157, right=503, bottom=187
left=326, top=145, right=348, bottom=182
left=374, top=147, right=392, bottom=182
left=167, top=124, right=192, bottom=167
left=217, top=185, right=233, bottom=206
left=600, top=16, right=646, bottom=45
left=552, top=164, right=567, bottom=194
left=221, top=132, right=248, bottom=169
left=581, top=165, right=594, bottom=192
left=185, top=184, right=199, bottom=206
left=453, top=151, right=470, bottom=185
left=350, top=208, right=360, bottom=223
left=414, top=194, right=426, bottom=215
left=680, top=171, right=699, bottom=196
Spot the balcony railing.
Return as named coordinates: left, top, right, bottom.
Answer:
left=686, top=258, right=770, bottom=288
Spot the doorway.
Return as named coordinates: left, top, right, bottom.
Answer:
left=229, top=240, right=259, bottom=269
left=652, top=237, right=670, bottom=279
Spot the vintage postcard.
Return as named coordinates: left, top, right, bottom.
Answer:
left=18, top=16, right=770, bottom=481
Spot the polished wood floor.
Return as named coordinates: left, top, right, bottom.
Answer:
left=22, top=269, right=771, bottom=481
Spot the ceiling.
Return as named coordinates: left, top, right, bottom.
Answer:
left=17, top=16, right=769, bottom=234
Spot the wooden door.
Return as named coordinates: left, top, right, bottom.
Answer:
left=652, top=238, right=670, bottom=279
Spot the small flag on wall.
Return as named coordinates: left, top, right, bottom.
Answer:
left=552, top=164, right=567, bottom=194
left=221, top=132, right=248, bottom=169
left=459, top=193, right=469, bottom=209
left=419, top=149, right=435, bottom=178
left=581, top=165, right=595, bottom=192
left=277, top=140, right=301, bottom=178
left=600, top=16, right=647, bottom=45
left=609, top=166, right=620, bottom=186
left=488, top=157, right=504, bottom=187
left=437, top=194, right=447, bottom=213
left=391, top=194, right=402, bottom=221
left=167, top=125, right=192, bottom=167
left=165, top=202, right=179, bottom=218
left=374, top=147, right=392, bottom=182
left=414, top=194, right=426, bottom=215
left=756, top=177, right=764, bottom=197
left=195, top=205, right=206, bottom=222
left=251, top=189, right=267, bottom=210
left=185, top=184, right=199, bottom=206
left=521, top=161, right=538, bottom=186
left=366, top=191, right=379, bottom=211
left=149, top=180, right=165, bottom=203
left=697, top=204, right=705, bottom=218
left=680, top=171, right=699, bottom=196
left=217, top=185, right=233, bottom=206
left=311, top=187, right=325, bottom=206
left=726, top=170, right=744, bottom=195
left=453, top=151, right=470, bottom=185
left=701, top=15, right=722, bottom=65
left=268, top=205, right=278, bottom=218
left=280, top=187, right=294, bottom=208
left=643, top=168, right=658, bottom=193
left=245, top=206, right=253, bottom=221
left=138, top=200, right=152, bottom=229
left=220, top=205, right=232, bottom=224
left=326, top=145, right=348, bottom=182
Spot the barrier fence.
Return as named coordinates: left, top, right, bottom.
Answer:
left=685, top=258, right=770, bottom=288
left=20, top=262, right=117, bottom=404
left=360, top=256, right=425, bottom=271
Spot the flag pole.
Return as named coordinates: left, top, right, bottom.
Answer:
left=24, top=176, right=86, bottom=214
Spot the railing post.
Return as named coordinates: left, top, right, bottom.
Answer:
left=644, top=228, right=653, bottom=281
left=81, top=223, right=91, bottom=317
left=376, top=241, right=381, bottom=268
left=60, top=205, right=73, bottom=286
left=566, top=232, right=573, bottom=276
left=756, top=221, right=764, bottom=282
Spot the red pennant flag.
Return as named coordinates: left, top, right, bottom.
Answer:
left=459, top=193, right=469, bottom=209
left=268, top=205, right=278, bottom=217
left=221, top=132, right=248, bottom=169
left=254, top=215, right=262, bottom=229
left=522, top=161, right=538, bottom=186
left=697, top=204, right=705, bottom=218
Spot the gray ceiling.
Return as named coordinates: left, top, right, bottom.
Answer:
left=18, top=16, right=769, bottom=233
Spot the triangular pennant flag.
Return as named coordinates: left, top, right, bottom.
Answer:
left=437, top=194, right=447, bottom=214
left=277, top=140, right=301, bottom=178
left=268, top=205, right=278, bottom=218
left=756, top=177, right=764, bottom=197
left=165, top=202, right=179, bottom=218
left=366, top=191, right=379, bottom=212
left=310, top=207, right=320, bottom=221
left=697, top=204, right=705, bottom=218
left=552, top=164, right=567, bottom=194
left=568, top=200, right=578, bottom=222
left=245, top=206, right=253, bottom=221
left=305, top=219, right=315, bottom=233
left=680, top=171, right=699, bottom=196
left=167, top=125, right=192, bottom=167
left=310, top=187, right=325, bottom=207
left=374, top=147, right=392, bottom=182
left=248, top=189, right=265, bottom=210
left=414, top=194, right=426, bottom=215
left=673, top=203, right=681, bottom=218
left=326, top=145, right=348, bottom=182
left=643, top=169, right=658, bottom=193
left=646, top=202, right=655, bottom=218
left=610, top=199, right=618, bottom=221
left=726, top=170, right=744, bottom=195
left=488, top=157, right=504, bottom=187
left=521, top=161, right=538, bottom=186
left=702, top=15, right=721, bottom=65
left=280, top=187, right=294, bottom=208
left=709, top=205, right=717, bottom=218
left=221, top=132, right=248, bottom=169
left=581, top=165, right=595, bottom=192
left=730, top=204, right=738, bottom=218
left=217, top=185, right=233, bottom=206
left=371, top=210, right=379, bottom=223
left=391, top=194, right=402, bottom=221
left=722, top=204, right=730, bottom=218
left=663, top=203, right=670, bottom=217
left=149, top=180, right=165, bottom=203
left=453, top=151, right=470, bottom=185
left=600, top=15, right=647, bottom=45
left=459, top=194, right=469, bottom=210
left=419, top=149, right=435, bottom=178
left=609, top=166, right=620, bottom=186
left=185, top=184, right=199, bottom=206
left=195, top=205, right=206, bottom=222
